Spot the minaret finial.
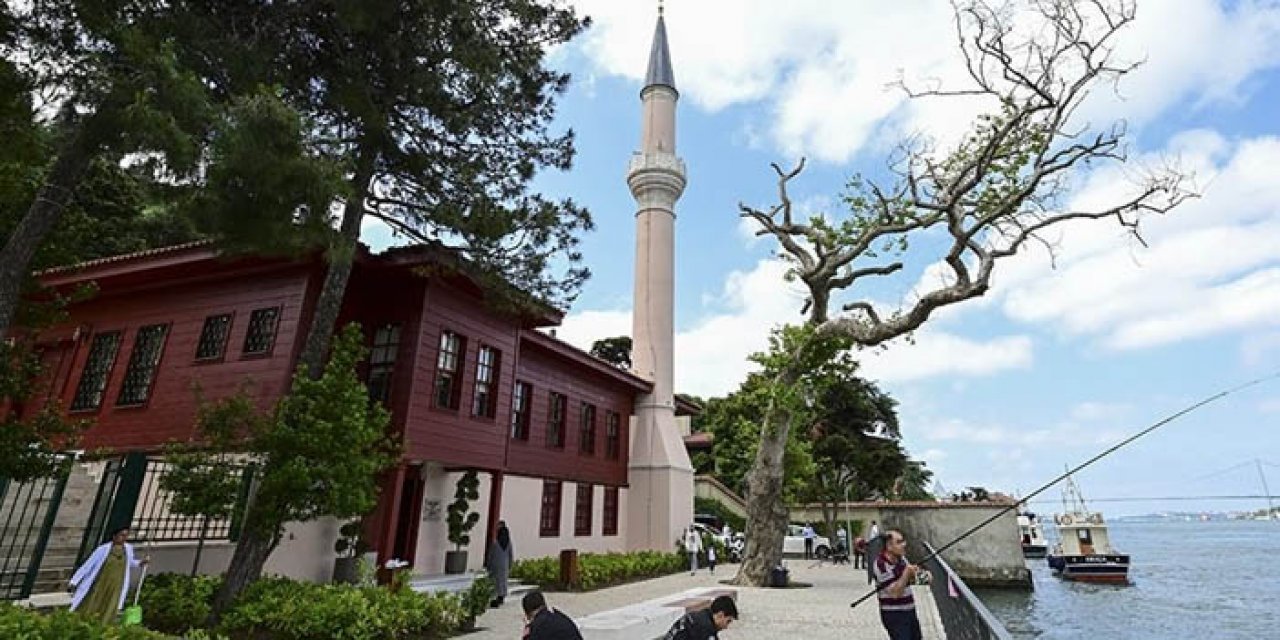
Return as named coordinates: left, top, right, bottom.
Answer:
left=658, top=0, right=664, bottom=17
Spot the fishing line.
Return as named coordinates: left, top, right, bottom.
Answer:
left=851, top=370, right=1280, bottom=609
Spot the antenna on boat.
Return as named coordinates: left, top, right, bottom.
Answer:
left=850, top=369, right=1280, bottom=610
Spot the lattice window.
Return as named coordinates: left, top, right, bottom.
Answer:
left=575, top=484, right=593, bottom=536
left=603, top=486, right=619, bottom=536
left=194, top=314, right=232, bottom=361
left=579, top=403, right=596, bottom=455
left=70, top=331, right=122, bottom=411
left=540, top=480, right=562, bottom=537
left=472, top=345, right=500, bottom=417
left=367, top=324, right=401, bottom=405
left=117, top=324, right=169, bottom=406
left=606, top=411, right=622, bottom=460
left=434, top=330, right=465, bottom=409
left=511, top=381, right=532, bottom=440
left=546, top=392, right=566, bottom=448
left=241, top=307, right=280, bottom=355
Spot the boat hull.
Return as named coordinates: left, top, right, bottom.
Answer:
left=1047, top=554, right=1129, bottom=584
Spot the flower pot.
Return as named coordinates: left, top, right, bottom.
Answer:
left=444, top=550, right=468, bottom=574
left=332, top=557, right=360, bottom=584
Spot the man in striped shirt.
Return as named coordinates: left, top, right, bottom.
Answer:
left=872, top=530, right=924, bottom=640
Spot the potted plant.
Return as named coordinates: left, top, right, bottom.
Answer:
left=332, top=520, right=369, bottom=584
left=445, top=470, right=481, bottom=574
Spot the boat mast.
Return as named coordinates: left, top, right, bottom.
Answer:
left=1257, top=459, right=1276, bottom=520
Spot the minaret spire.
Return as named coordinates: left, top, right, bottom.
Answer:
left=626, top=4, right=692, bottom=552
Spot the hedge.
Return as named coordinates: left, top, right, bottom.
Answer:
left=511, top=550, right=686, bottom=591
left=0, top=603, right=177, bottom=639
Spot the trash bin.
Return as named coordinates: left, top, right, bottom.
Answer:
left=559, top=549, right=580, bottom=589
left=769, top=565, right=789, bottom=588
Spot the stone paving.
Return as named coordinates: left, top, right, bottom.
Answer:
left=468, top=561, right=945, bottom=639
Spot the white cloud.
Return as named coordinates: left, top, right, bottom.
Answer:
left=922, top=417, right=1125, bottom=449
left=570, top=0, right=1280, bottom=163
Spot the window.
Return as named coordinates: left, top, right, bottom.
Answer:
left=241, top=307, right=280, bottom=355
left=575, top=484, right=594, bottom=536
left=472, top=346, right=500, bottom=417
left=433, top=330, right=466, bottom=409
left=70, top=331, right=122, bottom=411
left=116, top=324, right=169, bottom=406
left=511, top=381, right=532, bottom=440
left=603, top=487, right=619, bottom=536
left=579, top=403, right=596, bottom=455
left=194, top=314, right=232, bottom=361
left=546, top=392, right=567, bottom=448
left=367, top=324, right=401, bottom=405
left=540, top=480, right=562, bottom=537
left=605, top=411, right=622, bottom=460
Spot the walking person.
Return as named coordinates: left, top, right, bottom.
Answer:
left=683, top=525, right=703, bottom=575
left=872, top=530, right=928, bottom=640
left=485, top=520, right=514, bottom=607
left=68, top=526, right=148, bottom=623
left=801, top=522, right=816, bottom=560
left=522, top=590, right=584, bottom=640
left=663, top=595, right=738, bottom=639
left=706, top=543, right=717, bottom=575
left=853, top=536, right=868, bottom=569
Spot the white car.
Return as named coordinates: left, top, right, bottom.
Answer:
left=783, top=524, right=832, bottom=558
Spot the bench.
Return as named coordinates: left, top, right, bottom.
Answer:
left=574, top=587, right=737, bottom=640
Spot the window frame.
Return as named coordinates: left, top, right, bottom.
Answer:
left=540, top=480, right=562, bottom=537
left=579, top=402, right=597, bottom=455
left=574, top=484, right=594, bottom=536
left=116, top=323, right=171, bottom=407
left=240, top=306, right=281, bottom=357
left=366, top=323, right=402, bottom=406
left=69, top=330, right=124, bottom=412
left=602, top=486, right=619, bottom=536
left=471, top=345, right=500, bottom=418
left=193, top=313, right=234, bottom=362
left=546, top=392, right=567, bottom=449
left=605, top=410, right=622, bottom=460
left=433, top=330, right=467, bottom=410
left=510, top=381, right=532, bottom=440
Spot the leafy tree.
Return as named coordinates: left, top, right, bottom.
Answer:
left=732, top=1, right=1192, bottom=586
left=0, top=0, right=219, bottom=335
left=157, top=325, right=398, bottom=619
left=895, top=460, right=935, bottom=501
left=590, top=336, right=632, bottom=369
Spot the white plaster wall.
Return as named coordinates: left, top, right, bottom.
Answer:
left=263, top=517, right=341, bottom=583
left=413, top=467, right=496, bottom=575
left=497, top=476, right=629, bottom=562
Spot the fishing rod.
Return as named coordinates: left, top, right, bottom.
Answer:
left=851, top=370, right=1280, bottom=609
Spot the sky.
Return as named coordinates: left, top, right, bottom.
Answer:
left=366, top=0, right=1280, bottom=518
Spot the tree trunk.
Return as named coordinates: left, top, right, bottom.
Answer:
left=0, top=121, right=96, bottom=336
left=208, top=521, right=278, bottom=623
left=731, top=366, right=802, bottom=586
left=296, top=149, right=376, bottom=378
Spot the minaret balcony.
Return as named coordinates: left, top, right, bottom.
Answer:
left=627, top=152, right=687, bottom=205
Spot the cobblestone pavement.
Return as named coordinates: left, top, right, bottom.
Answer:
left=468, top=561, right=945, bottom=639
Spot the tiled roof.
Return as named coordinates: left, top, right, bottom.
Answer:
left=34, top=240, right=215, bottom=277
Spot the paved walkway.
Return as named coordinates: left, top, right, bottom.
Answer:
left=470, top=561, right=945, bottom=639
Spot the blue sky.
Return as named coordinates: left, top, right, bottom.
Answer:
left=367, top=1, right=1280, bottom=517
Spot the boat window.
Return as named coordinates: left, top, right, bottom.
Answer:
left=1077, top=528, right=1092, bottom=544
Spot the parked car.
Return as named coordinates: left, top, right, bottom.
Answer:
left=783, top=524, right=831, bottom=558
left=694, top=513, right=724, bottom=531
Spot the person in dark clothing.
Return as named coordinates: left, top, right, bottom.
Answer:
left=663, top=595, right=738, bottom=640
left=522, top=591, right=584, bottom=640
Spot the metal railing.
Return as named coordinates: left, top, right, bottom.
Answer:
left=130, top=458, right=255, bottom=544
left=0, top=455, right=72, bottom=600
left=922, top=541, right=1013, bottom=640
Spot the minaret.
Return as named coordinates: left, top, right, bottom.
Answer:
left=626, top=5, right=694, bottom=551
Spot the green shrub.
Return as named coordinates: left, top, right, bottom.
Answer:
left=138, top=572, right=221, bottom=635
left=0, top=602, right=174, bottom=639
left=216, top=576, right=469, bottom=639
left=511, top=551, right=686, bottom=591
left=460, top=575, right=495, bottom=623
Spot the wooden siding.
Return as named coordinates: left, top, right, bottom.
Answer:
left=31, top=263, right=312, bottom=450
left=505, top=336, right=634, bottom=487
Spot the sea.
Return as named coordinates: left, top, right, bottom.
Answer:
left=974, top=519, right=1280, bottom=639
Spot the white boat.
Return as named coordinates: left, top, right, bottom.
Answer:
left=1017, top=512, right=1048, bottom=558
left=1046, top=475, right=1129, bottom=584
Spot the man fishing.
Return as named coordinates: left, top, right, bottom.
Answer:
left=872, top=530, right=930, bottom=640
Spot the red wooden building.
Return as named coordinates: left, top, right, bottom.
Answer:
left=20, top=241, right=693, bottom=580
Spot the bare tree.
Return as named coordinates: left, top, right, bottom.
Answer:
left=731, top=0, right=1193, bottom=586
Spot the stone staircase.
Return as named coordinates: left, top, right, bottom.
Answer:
left=1, top=461, right=106, bottom=599
left=408, top=572, right=536, bottom=599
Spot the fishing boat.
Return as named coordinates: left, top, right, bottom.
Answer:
left=1017, top=512, right=1048, bottom=558
left=1047, top=475, right=1129, bottom=583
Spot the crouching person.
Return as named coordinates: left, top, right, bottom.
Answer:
left=664, top=594, right=738, bottom=640
left=522, top=590, right=583, bottom=640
